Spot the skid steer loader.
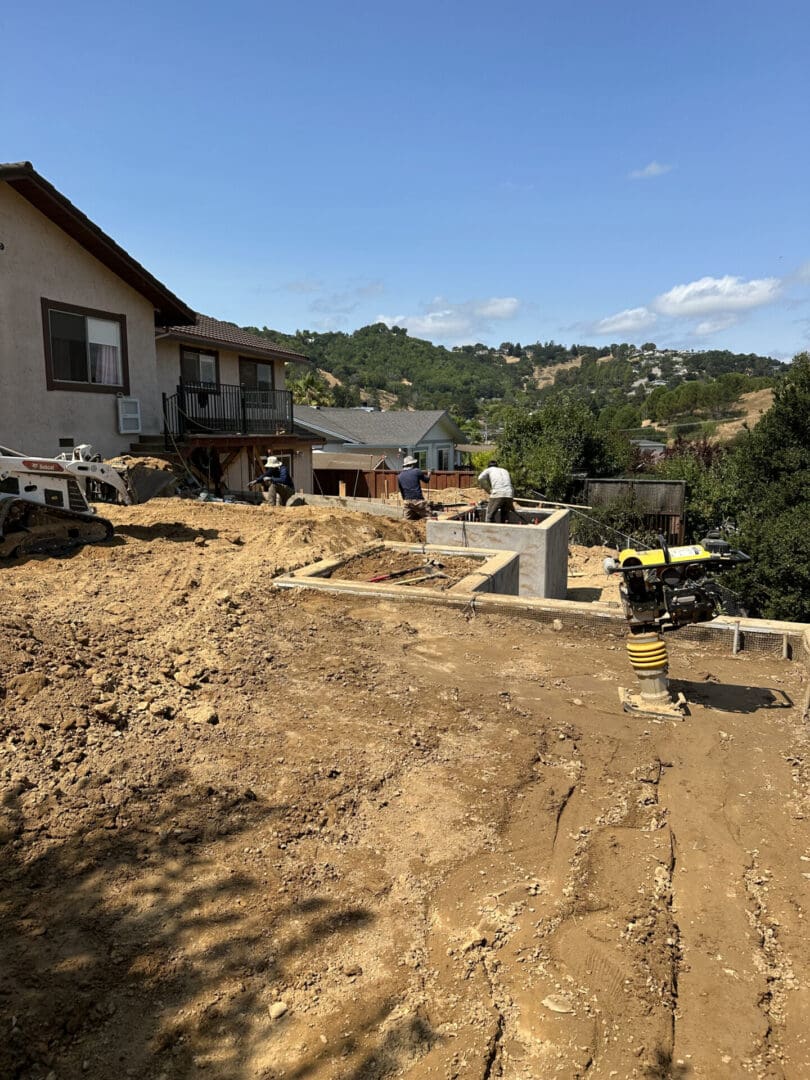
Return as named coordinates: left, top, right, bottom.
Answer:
left=0, top=444, right=145, bottom=557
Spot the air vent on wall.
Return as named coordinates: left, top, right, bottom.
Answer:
left=117, top=397, right=142, bottom=435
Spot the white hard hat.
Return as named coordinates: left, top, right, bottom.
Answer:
left=264, top=455, right=282, bottom=467
left=403, top=455, right=418, bottom=466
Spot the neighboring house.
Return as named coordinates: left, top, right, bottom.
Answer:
left=630, top=439, right=666, bottom=459
left=0, top=161, right=316, bottom=492
left=155, top=315, right=317, bottom=494
left=295, top=406, right=465, bottom=471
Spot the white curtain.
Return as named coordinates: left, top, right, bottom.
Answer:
left=87, top=318, right=122, bottom=385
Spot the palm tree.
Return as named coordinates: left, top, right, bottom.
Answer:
left=288, top=371, right=334, bottom=406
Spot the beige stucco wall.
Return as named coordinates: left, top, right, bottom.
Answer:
left=220, top=444, right=313, bottom=495
left=0, top=185, right=163, bottom=457
left=155, top=340, right=286, bottom=399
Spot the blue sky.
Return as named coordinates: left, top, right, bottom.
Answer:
left=3, top=0, right=809, bottom=357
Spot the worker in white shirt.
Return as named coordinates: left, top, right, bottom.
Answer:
left=477, top=459, right=516, bottom=523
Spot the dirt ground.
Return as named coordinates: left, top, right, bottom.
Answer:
left=567, top=545, right=616, bottom=604
left=1, top=499, right=809, bottom=1080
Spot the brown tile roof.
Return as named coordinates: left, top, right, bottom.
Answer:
left=159, top=315, right=309, bottom=362
left=0, top=161, right=195, bottom=326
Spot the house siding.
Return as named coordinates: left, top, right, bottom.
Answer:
left=154, top=340, right=287, bottom=400
left=0, top=185, right=161, bottom=457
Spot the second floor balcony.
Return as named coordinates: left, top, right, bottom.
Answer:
left=163, top=380, right=294, bottom=441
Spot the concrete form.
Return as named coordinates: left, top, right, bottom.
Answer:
left=277, top=540, right=520, bottom=596
left=426, top=507, right=569, bottom=599
left=275, top=560, right=809, bottom=678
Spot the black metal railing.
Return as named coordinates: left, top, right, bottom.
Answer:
left=163, top=381, right=294, bottom=445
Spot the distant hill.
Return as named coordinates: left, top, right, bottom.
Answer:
left=243, top=321, right=782, bottom=440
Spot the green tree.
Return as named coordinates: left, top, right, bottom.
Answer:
left=496, top=397, right=626, bottom=500
left=287, top=371, right=334, bottom=406
left=726, top=353, right=810, bottom=620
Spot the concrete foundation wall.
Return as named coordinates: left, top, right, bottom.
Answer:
left=450, top=550, right=519, bottom=596
left=427, top=508, right=569, bottom=599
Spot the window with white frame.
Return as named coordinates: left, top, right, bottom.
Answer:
left=437, top=447, right=452, bottom=470
left=42, top=299, right=128, bottom=394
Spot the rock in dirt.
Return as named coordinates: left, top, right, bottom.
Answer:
left=7, top=672, right=49, bottom=700
left=268, top=1001, right=288, bottom=1020
left=185, top=705, right=219, bottom=726
left=542, top=995, right=574, bottom=1014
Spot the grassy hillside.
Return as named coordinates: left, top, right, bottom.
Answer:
left=244, top=321, right=782, bottom=440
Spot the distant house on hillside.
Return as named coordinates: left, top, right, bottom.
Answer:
left=0, top=161, right=317, bottom=492
left=630, top=439, right=667, bottom=459
left=295, top=406, right=465, bottom=471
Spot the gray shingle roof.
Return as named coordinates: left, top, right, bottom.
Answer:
left=159, top=316, right=308, bottom=362
left=295, top=407, right=463, bottom=446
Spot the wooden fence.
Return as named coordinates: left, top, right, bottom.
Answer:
left=312, top=468, right=477, bottom=500
left=584, top=478, right=686, bottom=544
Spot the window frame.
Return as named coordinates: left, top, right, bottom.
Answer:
left=238, top=356, right=276, bottom=392
left=41, top=298, right=130, bottom=395
left=180, top=347, right=220, bottom=391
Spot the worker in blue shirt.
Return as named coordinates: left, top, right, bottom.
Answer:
left=397, top=455, right=431, bottom=519
left=250, top=454, right=294, bottom=505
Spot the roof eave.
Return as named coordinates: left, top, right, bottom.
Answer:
left=1, top=161, right=195, bottom=326
left=158, top=328, right=308, bottom=363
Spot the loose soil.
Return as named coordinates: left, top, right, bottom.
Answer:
left=1, top=500, right=808, bottom=1080
left=333, top=551, right=484, bottom=590
left=567, top=544, right=617, bottom=604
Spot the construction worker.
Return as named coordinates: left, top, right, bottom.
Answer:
left=398, top=455, right=431, bottom=520
left=250, top=454, right=294, bottom=505
left=477, top=459, right=515, bottom=523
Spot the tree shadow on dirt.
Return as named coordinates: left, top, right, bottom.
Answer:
left=113, top=523, right=221, bottom=543
left=643, top=1046, right=691, bottom=1077
left=0, top=766, right=424, bottom=1080
left=673, top=680, right=793, bottom=713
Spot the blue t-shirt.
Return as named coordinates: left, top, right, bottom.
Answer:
left=261, top=464, right=293, bottom=486
left=398, top=467, right=428, bottom=500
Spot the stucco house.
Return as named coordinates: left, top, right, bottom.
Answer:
left=0, top=161, right=316, bottom=493
left=295, top=406, right=465, bottom=471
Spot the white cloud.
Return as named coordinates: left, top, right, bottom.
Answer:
left=591, top=272, right=783, bottom=339
left=628, top=161, right=673, bottom=180
left=654, top=275, right=781, bottom=317
left=694, top=315, right=738, bottom=335
left=377, top=296, right=520, bottom=343
left=476, top=297, right=520, bottom=319
left=594, top=306, right=657, bottom=335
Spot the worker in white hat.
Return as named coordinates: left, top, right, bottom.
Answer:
left=397, top=454, right=431, bottom=520
left=249, top=452, right=295, bottom=506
